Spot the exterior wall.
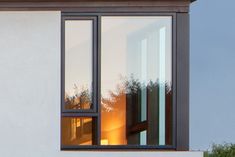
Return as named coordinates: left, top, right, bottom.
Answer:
left=0, top=11, right=202, bottom=157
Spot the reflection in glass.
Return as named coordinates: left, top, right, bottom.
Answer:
left=101, top=16, right=172, bottom=146
left=140, top=130, right=147, bottom=145
left=65, top=20, right=93, bottom=110
left=61, top=117, right=93, bottom=145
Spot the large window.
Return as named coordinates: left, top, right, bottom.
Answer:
left=61, top=14, right=174, bottom=149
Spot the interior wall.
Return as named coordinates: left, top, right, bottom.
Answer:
left=0, top=11, right=202, bottom=157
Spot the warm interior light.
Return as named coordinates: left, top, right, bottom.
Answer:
left=101, top=139, right=109, bottom=145
left=80, top=141, right=92, bottom=145
left=62, top=117, right=93, bottom=146
left=101, top=93, right=127, bottom=145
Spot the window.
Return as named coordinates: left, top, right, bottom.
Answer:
left=61, top=14, right=174, bottom=150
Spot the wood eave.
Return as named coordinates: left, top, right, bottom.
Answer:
left=0, top=0, right=192, bottom=12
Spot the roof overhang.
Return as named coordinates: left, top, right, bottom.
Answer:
left=0, top=0, right=196, bottom=3
left=0, top=0, right=195, bottom=12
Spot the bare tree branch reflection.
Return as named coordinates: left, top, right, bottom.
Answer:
left=65, top=84, right=92, bottom=110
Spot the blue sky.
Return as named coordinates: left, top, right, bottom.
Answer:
left=190, top=0, right=235, bottom=150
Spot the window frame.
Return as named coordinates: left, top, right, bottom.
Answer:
left=61, top=16, right=98, bottom=113
left=61, top=12, right=177, bottom=151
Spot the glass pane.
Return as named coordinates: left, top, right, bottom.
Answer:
left=61, top=117, right=93, bottom=145
left=101, top=16, right=172, bottom=146
left=64, top=20, right=93, bottom=110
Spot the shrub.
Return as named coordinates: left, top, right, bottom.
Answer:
left=204, top=143, right=235, bottom=157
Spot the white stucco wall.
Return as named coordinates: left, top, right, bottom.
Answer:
left=0, top=11, right=202, bottom=157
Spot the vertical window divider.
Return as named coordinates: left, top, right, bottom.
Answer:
left=97, top=15, right=102, bottom=145
left=92, top=16, right=99, bottom=145
left=93, top=16, right=98, bottom=114
left=61, top=16, right=65, bottom=114
left=60, top=15, right=65, bottom=150
left=172, top=13, right=177, bottom=149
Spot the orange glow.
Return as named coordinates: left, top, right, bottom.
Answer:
left=80, top=141, right=92, bottom=145
left=101, top=93, right=127, bottom=145
left=101, top=139, right=109, bottom=145
left=61, top=117, right=93, bottom=146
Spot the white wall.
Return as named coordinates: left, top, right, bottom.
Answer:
left=0, top=11, right=202, bottom=157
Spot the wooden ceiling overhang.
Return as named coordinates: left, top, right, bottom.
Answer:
left=0, top=0, right=196, bottom=12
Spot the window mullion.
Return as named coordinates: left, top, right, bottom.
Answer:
left=96, top=15, right=102, bottom=145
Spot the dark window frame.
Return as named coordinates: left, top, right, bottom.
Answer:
left=61, top=12, right=180, bottom=151
left=61, top=16, right=98, bottom=113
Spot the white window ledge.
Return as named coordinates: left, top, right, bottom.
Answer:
left=60, top=151, right=203, bottom=157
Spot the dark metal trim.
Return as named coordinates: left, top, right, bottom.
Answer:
left=176, top=13, right=189, bottom=151
left=62, top=112, right=99, bottom=117
left=61, top=145, right=175, bottom=151
left=172, top=12, right=177, bottom=150
left=62, top=12, right=177, bottom=17
left=61, top=16, right=98, bottom=113
left=97, top=15, right=102, bottom=145
left=60, top=12, right=188, bottom=151
left=60, top=11, right=65, bottom=151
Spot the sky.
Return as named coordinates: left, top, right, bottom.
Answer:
left=190, top=0, right=235, bottom=151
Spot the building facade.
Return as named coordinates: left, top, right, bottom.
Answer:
left=0, top=0, right=202, bottom=156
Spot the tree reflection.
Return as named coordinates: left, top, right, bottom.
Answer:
left=64, top=76, right=173, bottom=145
left=101, top=75, right=172, bottom=112
left=65, top=84, right=92, bottom=110
left=101, top=75, right=173, bottom=145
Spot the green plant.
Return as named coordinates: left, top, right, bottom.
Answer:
left=204, top=143, right=235, bottom=157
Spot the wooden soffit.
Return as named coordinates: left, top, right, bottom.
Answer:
left=0, top=0, right=194, bottom=12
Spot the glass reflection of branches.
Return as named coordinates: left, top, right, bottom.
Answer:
left=101, top=75, right=172, bottom=145
left=65, top=84, right=92, bottom=110
left=62, top=86, right=93, bottom=146
left=101, top=75, right=172, bottom=113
